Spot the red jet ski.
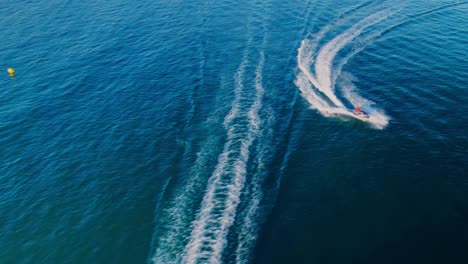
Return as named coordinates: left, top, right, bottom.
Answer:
left=353, top=106, right=369, bottom=118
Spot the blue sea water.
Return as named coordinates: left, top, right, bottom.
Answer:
left=0, top=0, right=467, bottom=263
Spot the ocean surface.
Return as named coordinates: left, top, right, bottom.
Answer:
left=1, top=0, right=467, bottom=263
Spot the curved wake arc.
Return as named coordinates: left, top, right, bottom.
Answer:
left=296, top=9, right=392, bottom=129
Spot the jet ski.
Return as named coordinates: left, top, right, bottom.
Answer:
left=353, top=106, right=369, bottom=118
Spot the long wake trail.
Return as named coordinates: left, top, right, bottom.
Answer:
left=234, top=52, right=266, bottom=264
left=182, top=51, right=265, bottom=264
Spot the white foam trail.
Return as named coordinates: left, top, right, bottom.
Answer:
left=235, top=52, right=265, bottom=264
left=330, top=29, right=392, bottom=129
left=182, top=59, right=247, bottom=264
left=301, top=0, right=384, bottom=75
left=152, top=48, right=251, bottom=264
left=331, top=29, right=385, bottom=91
left=297, top=9, right=393, bottom=129
left=151, top=138, right=216, bottom=263
left=183, top=52, right=265, bottom=264
left=295, top=71, right=333, bottom=115
left=314, top=10, right=391, bottom=107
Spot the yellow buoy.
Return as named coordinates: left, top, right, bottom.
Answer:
left=7, top=68, right=15, bottom=77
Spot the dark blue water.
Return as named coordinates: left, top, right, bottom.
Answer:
left=1, top=0, right=467, bottom=263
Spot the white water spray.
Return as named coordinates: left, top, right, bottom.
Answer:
left=297, top=10, right=392, bottom=129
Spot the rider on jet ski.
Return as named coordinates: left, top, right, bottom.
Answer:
left=353, top=105, right=369, bottom=118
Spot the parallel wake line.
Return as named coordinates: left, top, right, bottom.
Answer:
left=182, top=51, right=265, bottom=264
left=234, top=52, right=265, bottom=264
